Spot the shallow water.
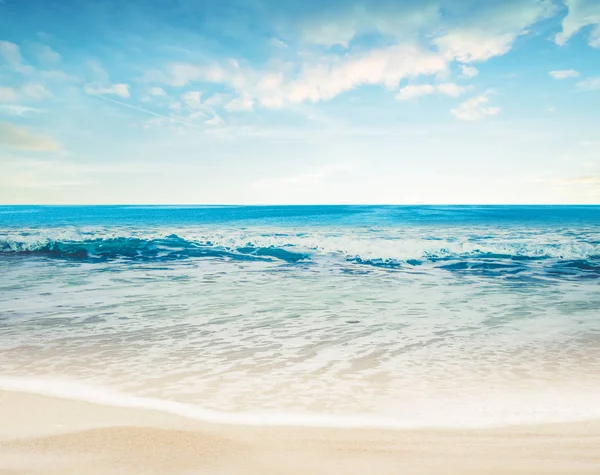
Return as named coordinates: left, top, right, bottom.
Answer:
left=1, top=205, right=599, bottom=428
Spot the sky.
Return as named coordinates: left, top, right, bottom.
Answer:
left=0, top=0, right=599, bottom=204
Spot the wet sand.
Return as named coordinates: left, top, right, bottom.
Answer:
left=1, top=390, right=599, bottom=475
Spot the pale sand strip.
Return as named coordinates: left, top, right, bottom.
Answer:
left=1, top=390, right=599, bottom=475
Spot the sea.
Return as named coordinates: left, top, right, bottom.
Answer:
left=1, top=205, right=599, bottom=429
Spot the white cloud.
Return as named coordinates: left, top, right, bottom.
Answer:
left=154, top=44, right=448, bottom=109
left=290, top=2, right=439, bottom=48
left=34, top=44, right=61, bottom=64
left=149, top=87, right=166, bottom=96
left=145, top=1, right=554, bottom=109
left=189, top=110, right=207, bottom=120
left=84, top=83, right=130, bottom=98
left=284, top=0, right=553, bottom=58
left=433, top=0, right=554, bottom=62
left=203, top=93, right=229, bottom=106
left=22, top=83, right=52, bottom=100
left=0, top=87, right=18, bottom=102
left=396, top=84, right=435, bottom=100
left=0, top=105, right=43, bottom=116
left=576, top=77, right=600, bottom=90
left=396, top=83, right=465, bottom=101
left=270, top=38, right=288, bottom=48
left=450, top=95, right=500, bottom=121
left=437, top=82, right=466, bottom=97
left=181, top=91, right=202, bottom=108
left=0, top=40, right=22, bottom=67
left=555, top=0, right=600, bottom=48
left=461, top=65, right=479, bottom=78
left=0, top=84, right=51, bottom=103
left=225, top=94, right=254, bottom=112
left=165, top=63, right=203, bottom=87
left=549, top=69, right=579, bottom=79
left=156, top=62, right=249, bottom=91
left=264, top=44, right=448, bottom=107
left=0, top=122, right=59, bottom=151
left=39, top=70, right=79, bottom=82
left=257, top=73, right=284, bottom=92
left=0, top=40, right=33, bottom=74
left=204, top=115, right=224, bottom=126
left=87, top=62, right=110, bottom=84
left=434, top=31, right=516, bottom=62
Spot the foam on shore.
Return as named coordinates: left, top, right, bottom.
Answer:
left=2, top=376, right=600, bottom=430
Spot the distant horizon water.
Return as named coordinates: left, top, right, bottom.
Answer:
left=4, top=203, right=600, bottom=206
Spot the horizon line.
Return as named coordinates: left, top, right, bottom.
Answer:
left=1, top=203, right=599, bottom=207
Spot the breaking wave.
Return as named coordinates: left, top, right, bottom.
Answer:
left=0, top=235, right=309, bottom=264
left=1, top=231, right=598, bottom=278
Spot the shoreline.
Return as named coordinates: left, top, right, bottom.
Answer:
left=1, top=390, right=599, bottom=474
left=3, top=376, right=600, bottom=431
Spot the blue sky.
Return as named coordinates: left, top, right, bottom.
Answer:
left=0, top=0, right=599, bottom=204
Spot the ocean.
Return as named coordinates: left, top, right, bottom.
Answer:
left=1, top=205, right=599, bottom=428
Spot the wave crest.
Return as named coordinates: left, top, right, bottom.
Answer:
left=1, top=231, right=598, bottom=278
left=0, top=235, right=309, bottom=264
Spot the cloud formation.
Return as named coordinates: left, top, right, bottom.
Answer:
left=21, top=83, right=52, bottom=100
left=137, top=1, right=561, bottom=112
left=396, top=83, right=465, bottom=100
left=556, top=0, right=600, bottom=48
left=152, top=44, right=450, bottom=109
left=149, top=87, right=166, bottom=96
left=451, top=95, right=500, bottom=121
left=0, top=87, right=18, bottom=102
left=225, top=94, right=254, bottom=112
left=549, top=69, right=579, bottom=79
left=461, top=65, right=479, bottom=78
left=0, top=40, right=22, bottom=67
left=576, top=77, right=600, bottom=90
left=0, top=122, right=59, bottom=151
left=84, top=83, right=130, bottom=98
left=0, top=40, right=33, bottom=74
left=33, top=44, right=61, bottom=64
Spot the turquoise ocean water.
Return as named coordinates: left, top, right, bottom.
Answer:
left=1, top=205, right=599, bottom=428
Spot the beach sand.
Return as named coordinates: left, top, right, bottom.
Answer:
left=1, top=390, right=599, bottom=475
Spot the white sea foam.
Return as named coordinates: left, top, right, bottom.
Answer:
left=2, top=376, right=600, bottom=429
left=1, top=226, right=599, bottom=265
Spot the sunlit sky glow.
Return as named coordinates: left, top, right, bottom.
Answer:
left=0, top=0, right=599, bottom=204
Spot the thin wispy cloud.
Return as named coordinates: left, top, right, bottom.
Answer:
left=461, top=65, right=479, bottom=78
left=0, top=104, right=43, bottom=116
left=0, top=122, right=59, bottom=151
left=576, top=77, right=600, bottom=91
left=549, top=69, right=579, bottom=79
left=0, top=87, right=18, bottom=102
left=396, top=83, right=466, bottom=101
left=451, top=95, right=500, bottom=121
left=149, top=87, right=166, bottom=96
left=91, top=94, right=205, bottom=130
left=0, top=40, right=33, bottom=74
left=32, top=44, right=61, bottom=64
left=21, top=83, right=52, bottom=100
left=84, top=83, right=130, bottom=98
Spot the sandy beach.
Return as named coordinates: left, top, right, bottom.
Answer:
left=0, top=390, right=599, bottom=475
